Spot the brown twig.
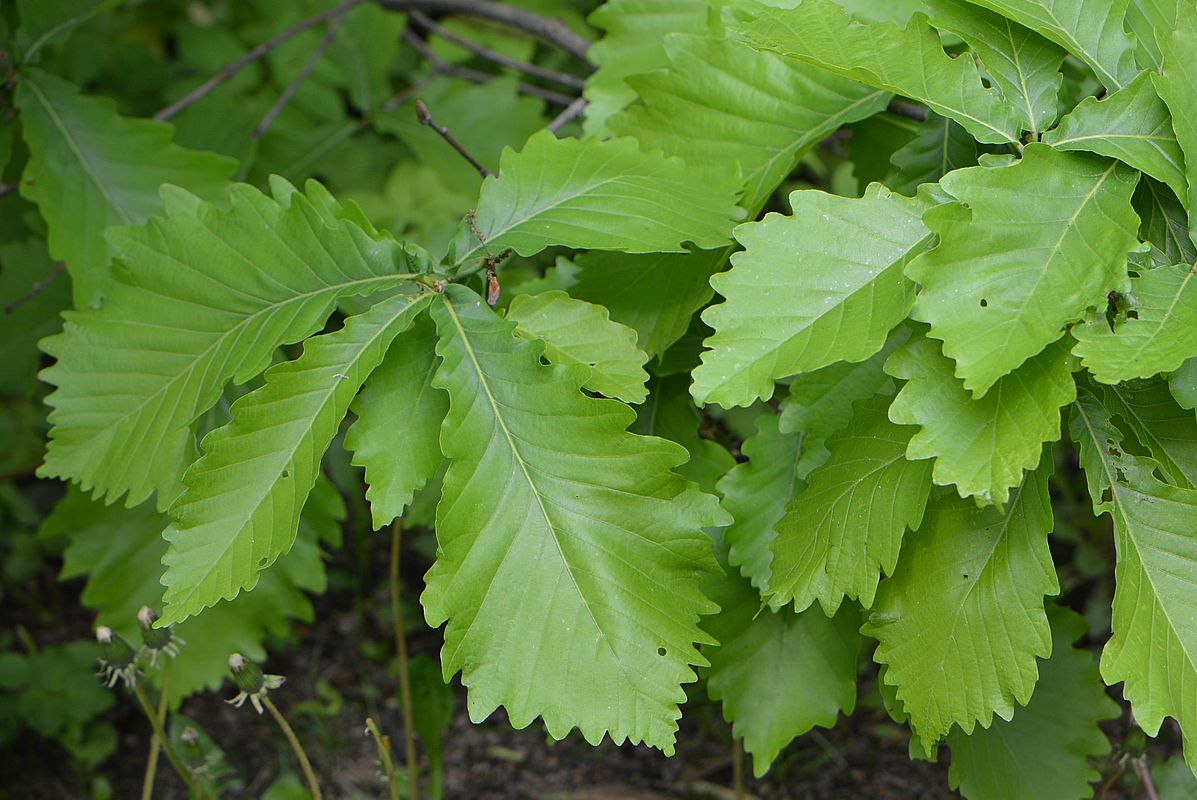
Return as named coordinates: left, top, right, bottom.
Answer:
left=546, top=96, right=586, bottom=132
left=376, top=0, right=592, bottom=63
left=390, top=522, right=420, bottom=800
left=4, top=262, right=65, bottom=314
left=1135, top=758, right=1160, bottom=800
left=154, top=0, right=365, bottom=122
left=1094, top=764, right=1125, bottom=800
left=409, top=10, right=586, bottom=88
left=887, top=98, right=929, bottom=122
left=252, top=14, right=346, bottom=141
left=403, top=28, right=575, bottom=106
left=415, top=99, right=490, bottom=177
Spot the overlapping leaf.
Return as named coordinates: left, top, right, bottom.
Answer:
left=768, top=394, right=933, bottom=614
left=717, top=414, right=803, bottom=590
left=608, top=32, right=889, bottom=211
left=1172, top=358, right=1197, bottom=411
left=704, top=570, right=859, bottom=777
left=885, top=333, right=1075, bottom=506
left=447, top=131, right=743, bottom=272
left=15, top=69, right=236, bottom=303
left=908, top=144, right=1140, bottom=397
left=160, top=290, right=431, bottom=623
left=732, top=0, right=1024, bottom=145
left=945, top=607, right=1117, bottom=800
left=633, top=376, right=735, bottom=493
left=863, top=452, right=1058, bottom=749
left=1124, top=0, right=1179, bottom=72
left=694, top=184, right=933, bottom=408
left=927, top=0, right=1065, bottom=134
left=887, top=113, right=978, bottom=195
left=1044, top=73, right=1187, bottom=204
left=1153, top=7, right=1197, bottom=249
left=15, top=0, right=118, bottom=61
left=346, top=313, right=448, bottom=530
left=1071, top=390, right=1197, bottom=772
left=1093, top=379, right=1197, bottom=490
left=1073, top=263, right=1197, bottom=384
left=960, top=0, right=1138, bottom=91
left=506, top=290, right=649, bottom=403
left=1135, top=178, right=1196, bottom=266
left=423, top=285, right=728, bottom=753
left=40, top=181, right=428, bottom=509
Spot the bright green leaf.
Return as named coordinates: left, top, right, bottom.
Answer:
left=885, top=333, right=1076, bottom=506
left=423, top=285, right=728, bottom=753
left=1153, top=7, right=1197, bottom=250
left=694, top=184, right=933, bottom=408
left=704, top=570, right=859, bottom=777
left=1172, top=358, right=1197, bottom=411
left=1135, top=178, right=1195, bottom=266
left=886, top=113, right=979, bottom=195
left=960, top=0, right=1138, bottom=91
left=863, top=451, right=1059, bottom=750
left=1125, top=0, right=1179, bottom=72
left=346, top=313, right=449, bottom=530
left=448, top=132, right=743, bottom=273
left=1045, top=72, right=1187, bottom=204
left=1092, top=378, right=1197, bottom=490
left=927, top=0, right=1066, bottom=134
left=608, top=32, right=890, bottom=211
left=732, top=0, right=1024, bottom=145
left=1071, top=389, right=1197, bottom=773
left=717, top=413, right=803, bottom=591
left=160, top=290, right=431, bottom=623
left=1073, top=263, right=1197, bottom=384
left=39, top=181, right=428, bottom=509
left=768, top=394, right=933, bottom=614
left=15, top=69, right=236, bottom=304
left=908, top=144, right=1140, bottom=397
left=506, top=290, right=650, bottom=403
left=946, top=606, right=1117, bottom=800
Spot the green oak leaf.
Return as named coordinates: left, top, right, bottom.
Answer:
left=506, top=290, right=650, bottom=404
left=768, top=394, right=933, bottom=615
left=1092, top=378, right=1197, bottom=491
left=863, top=451, right=1059, bottom=750
left=946, top=606, right=1117, bottom=800
left=1073, top=263, right=1197, bottom=385
left=731, top=0, right=1024, bottom=145
left=885, top=333, right=1075, bottom=506
left=423, top=285, right=728, bottom=754
left=1071, top=388, right=1197, bottom=774
left=1152, top=6, right=1197, bottom=250
left=694, top=183, right=934, bottom=408
left=887, top=113, right=978, bottom=195
left=908, top=144, right=1140, bottom=397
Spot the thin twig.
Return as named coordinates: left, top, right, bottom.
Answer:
left=4, top=262, right=65, bottom=314
left=732, top=738, right=745, bottom=800
left=365, top=718, right=401, bottom=800
left=886, top=98, right=929, bottom=122
left=409, top=10, right=585, bottom=88
left=253, top=14, right=345, bottom=141
left=1094, top=764, right=1125, bottom=800
left=546, top=96, right=586, bottom=132
left=375, top=0, right=592, bottom=63
left=415, top=98, right=491, bottom=177
left=390, top=521, right=421, bottom=800
left=154, top=0, right=365, bottom=122
left=262, top=697, right=323, bottom=800
left=1135, top=758, right=1160, bottom=800
left=403, top=28, right=575, bottom=106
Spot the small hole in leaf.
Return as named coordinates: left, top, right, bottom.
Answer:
left=962, top=573, right=969, bottom=579
left=979, top=298, right=988, bottom=308
left=282, top=469, right=290, bottom=478
left=1101, top=487, right=1113, bottom=504
left=1127, top=310, right=1139, bottom=320
left=657, top=647, right=667, bottom=657
left=539, top=356, right=551, bottom=367
left=258, top=557, right=268, bottom=567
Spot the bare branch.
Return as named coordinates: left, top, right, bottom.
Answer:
left=409, top=10, right=586, bottom=88
left=546, top=96, right=586, bottom=133
left=253, top=14, right=346, bottom=141
left=376, top=0, right=592, bottom=64
left=416, top=99, right=491, bottom=177
left=5, top=262, right=66, bottom=314
left=154, top=0, right=365, bottom=122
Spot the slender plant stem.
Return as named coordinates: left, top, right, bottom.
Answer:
left=365, top=717, right=401, bottom=800
left=4, top=262, right=65, bottom=314
left=1135, top=758, right=1160, bottom=800
left=1094, top=764, right=1125, bottom=800
left=155, top=0, right=365, bottom=121
left=546, top=96, right=586, bottom=132
left=409, top=10, right=586, bottom=88
left=391, top=520, right=421, bottom=800
left=132, top=683, right=203, bottom=799
left=415, top=98, right=491, bottom=178
left=140, top=665, right=172, bottom=800
left=262, top=697, right=323, bottom=800
left=253, top=14, right=346, bottom=141
left=732, top=738, right=745, bottom=800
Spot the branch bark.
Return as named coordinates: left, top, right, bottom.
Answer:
left=376, top=0, right=592, bottom=64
